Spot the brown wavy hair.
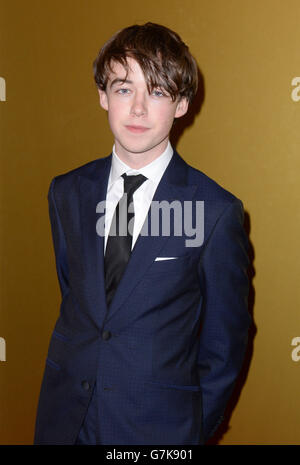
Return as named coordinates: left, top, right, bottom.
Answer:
left=93, top=22, right=198, bottom=104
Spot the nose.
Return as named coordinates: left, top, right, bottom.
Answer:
left=130, top=92, right=147, bottom=117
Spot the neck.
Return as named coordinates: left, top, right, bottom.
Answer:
left=114, top=140, right=169, bottom=169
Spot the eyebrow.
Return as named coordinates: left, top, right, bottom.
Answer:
left=110, top=78, right=133, bottom=89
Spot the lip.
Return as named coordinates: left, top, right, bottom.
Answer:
left=125, top=125, right=150, bottom=133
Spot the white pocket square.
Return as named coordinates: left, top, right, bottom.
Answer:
left=154, top=257, right=178, bottom=261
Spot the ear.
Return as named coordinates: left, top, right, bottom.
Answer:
left=174, top=97, right=189, bottom=118
left=98, top=88, right=108, bottom=111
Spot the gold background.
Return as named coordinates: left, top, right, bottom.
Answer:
left=1, top=0, right=300, bottom=444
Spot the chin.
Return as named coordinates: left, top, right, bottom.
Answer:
left=118, top=142, right=155, bottom=155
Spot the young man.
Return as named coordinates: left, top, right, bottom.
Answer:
left=34, top=22, right=251, bottom=445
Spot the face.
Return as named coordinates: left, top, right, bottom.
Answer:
left=98, top=57, right=188, bottom=167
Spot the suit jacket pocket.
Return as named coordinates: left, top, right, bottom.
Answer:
left=46, top=357, right=61, bottom=371
left=145, top=380, right=201, bottom=392
left=46, top=328, right=73, bottom=371
left=52, top=329, right=70, bottom=343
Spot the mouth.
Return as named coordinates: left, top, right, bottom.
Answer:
left=125, top=125, right=150, bottom=134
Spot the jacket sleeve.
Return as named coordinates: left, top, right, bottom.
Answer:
left=197, top=198, right=251, bottom=442
left=47, top=177, right=69, bottom=298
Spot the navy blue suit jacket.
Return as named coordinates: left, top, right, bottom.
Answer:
left=34, top=150, right=251, bottom=445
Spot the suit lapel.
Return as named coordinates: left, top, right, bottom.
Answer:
left=77, top=150, right=198, bottom=327
left=78, top=155, right=111, bottom=328
left=104, top=151, right=198, bottom=323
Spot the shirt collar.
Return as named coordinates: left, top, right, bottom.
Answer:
left=108, top=141, right=173, bottom=188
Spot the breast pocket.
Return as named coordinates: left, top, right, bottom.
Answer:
left=147, top=254, right=192, bottom=274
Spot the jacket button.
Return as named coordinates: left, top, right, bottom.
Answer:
left=102, top=330, right=111, bottom=341
left=81, top=380, right=90, bottom=391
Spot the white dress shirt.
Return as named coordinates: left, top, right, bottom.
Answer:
left=104, top=141, right=173, bottom=253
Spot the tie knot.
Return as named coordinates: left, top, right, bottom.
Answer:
left=122, top=173, right=147, bottom=196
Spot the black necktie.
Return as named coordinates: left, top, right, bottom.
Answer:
left=104, top=173, right=147, bottom=308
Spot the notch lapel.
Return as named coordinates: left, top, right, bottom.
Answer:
left=77, top=151, right=198, bottom=327
left=78, top=155, right=111, bottom=329
left=104, top=151, right=198, bottom=323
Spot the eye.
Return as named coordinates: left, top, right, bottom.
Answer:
left=152, top=89, right=165, bottom=97
left=117, top=88, right=131, bottom=95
